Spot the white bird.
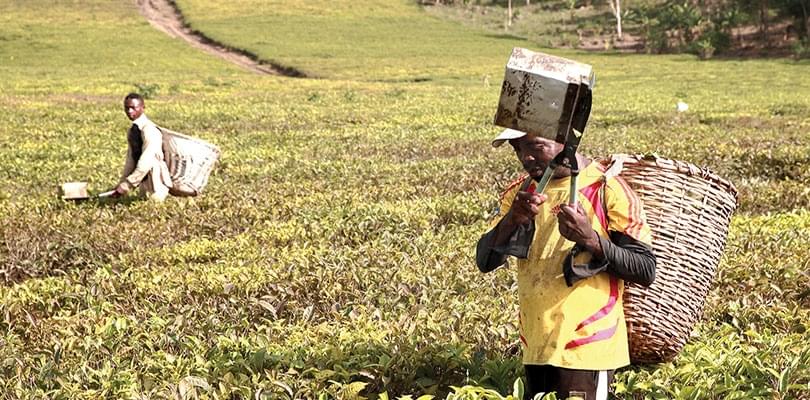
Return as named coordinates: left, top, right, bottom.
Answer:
left=676, top=101, right=689, bottom=112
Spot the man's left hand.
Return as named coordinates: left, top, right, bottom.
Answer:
left=558, top=202, right=602, bottom=255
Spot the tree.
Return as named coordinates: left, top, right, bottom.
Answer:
left=608, top=0, right=624, bottom=39
left=508, top=0, right=513, bottom=27
left=773, top=0, right=810, bottom=38
left=761, top=0, right=770, bottom=44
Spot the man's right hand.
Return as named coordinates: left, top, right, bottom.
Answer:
left=108, top=183, right=128, bottom=198
left=483, top=189, right=547, bottom=260
left=508, top=191, right=547, bottom=225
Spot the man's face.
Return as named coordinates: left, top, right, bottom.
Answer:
left=510, top=134, right=563, bottom=178
left=124, top=98, right=144, bottom=121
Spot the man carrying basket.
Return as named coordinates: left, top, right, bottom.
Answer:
left=476, top=130, right=657, bottom=399
left=112, top=93, right=173, bottom=201
left=476, top=49, right=657, bottom=400
left=110, top=93, right=220, bottom=200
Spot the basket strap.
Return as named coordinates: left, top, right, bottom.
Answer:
left=599, top=175, right=609, bottom=228
left=598, top=154, right=628, bottom=227
left=563, top=159, right=616, bottom=285
left=603, top=154, right=626, bottom=180
left=560, top=163, right=611, bottom=287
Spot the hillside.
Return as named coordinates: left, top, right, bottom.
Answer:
left=0, top=0, right=808, bottom=398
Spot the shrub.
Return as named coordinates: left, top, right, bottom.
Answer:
left=134, top=82, right=161, bottom=99
left=690, top=29, right=731, bottom=59
left=793, top=39, right=810, bottom=60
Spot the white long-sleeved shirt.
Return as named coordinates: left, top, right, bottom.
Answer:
left=119, top=114, right=173, bottom=191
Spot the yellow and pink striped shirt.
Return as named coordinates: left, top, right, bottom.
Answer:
left=491, top=161, right=652, bottom=369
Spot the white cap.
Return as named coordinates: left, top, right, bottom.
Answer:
left=491, top=128, right=527, bottom=147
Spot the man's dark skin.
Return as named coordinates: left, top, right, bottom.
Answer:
left=112, top=97, right=146, bottom=197
left=489, top=133, right=604, bottom=259
left=124, top=97, right=145, bottom=121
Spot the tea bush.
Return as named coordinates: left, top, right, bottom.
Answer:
left=0, top=0, right=808, bottom=399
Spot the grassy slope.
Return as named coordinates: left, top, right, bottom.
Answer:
left=0, top=0, right=808, bottom=399
left=173, top=0, right=527, bottom=82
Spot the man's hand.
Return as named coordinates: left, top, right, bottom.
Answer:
left=485, top=189, right=547, bottom=259
left=113, top=183, right=130, bottom=197
left=508, top=191, right=547, bottom=226
left=558, top=202, right=603, bottom=257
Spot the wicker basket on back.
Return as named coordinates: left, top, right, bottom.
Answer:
left=160, top=127, right=220, bottom=197
left=602, top=154, right=738, bottom=364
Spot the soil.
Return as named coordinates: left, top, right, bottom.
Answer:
left=135, top=0, right=305, bottom=76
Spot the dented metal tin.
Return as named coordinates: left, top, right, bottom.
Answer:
left=494, top=48, right=595, bottom=143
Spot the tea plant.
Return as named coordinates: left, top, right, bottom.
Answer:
left=0, top=0, right=808, bottom=399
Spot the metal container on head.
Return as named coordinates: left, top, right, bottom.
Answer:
left=494, top=48, right=595, bottom=144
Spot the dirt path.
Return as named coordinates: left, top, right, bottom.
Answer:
left=136, top=0, right=305, bottom=77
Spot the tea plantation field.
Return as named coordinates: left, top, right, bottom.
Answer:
left=0, top=0, right=808, bottom=399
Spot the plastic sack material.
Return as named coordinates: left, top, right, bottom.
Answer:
left=160, top=127, right=220, bottom=197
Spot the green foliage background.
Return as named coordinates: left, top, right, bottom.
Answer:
left=0, top=0, right=808, bottom=399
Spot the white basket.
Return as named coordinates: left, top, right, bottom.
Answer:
left=160, top=127, right=220, bottom=196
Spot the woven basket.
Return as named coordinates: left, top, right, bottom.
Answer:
left=160, top=127, right=221, bottom=197
left=602, top=154, right=738, bottom=364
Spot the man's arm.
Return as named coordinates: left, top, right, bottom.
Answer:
left=476, top=225, right=509, bottom=273
left=120, top=146, right=136, bottom=183
left=597, top=232, right=656, bottom=286
left=557, top=181, right=657, bottom=287
left=476, top=188, right=546, bottom=273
